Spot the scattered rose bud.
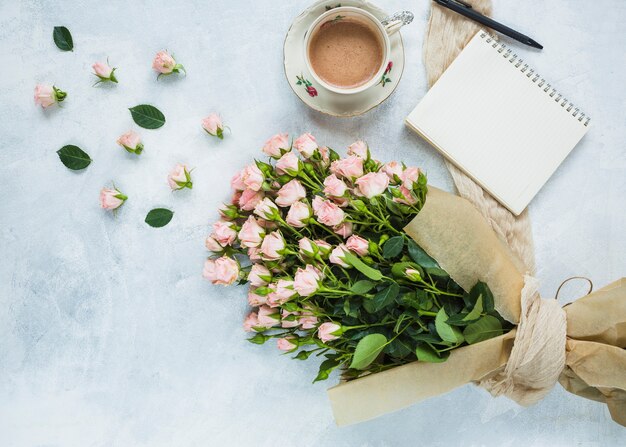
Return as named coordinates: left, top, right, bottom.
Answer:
left=34, top=84, right=66, bottom=108
left=168, top=163, right=193, bottom=190
left=116, top=130, right=143, bottom=155
left=293, top=133, right=318, bottom=158
left=202, top=113, right=225, bottom=139
left=318, top=322, right=343, bottom=342
left=99, top=187, right=127, bottom=210
left=152, top=50, right=185, bottom=77
left=347, top=140, right=369, bottom=159
left=92, top=61, right=118, bottom=84
left=262, top=133, right=290, bottom=158
left=277, top=337, right=298, bottom=352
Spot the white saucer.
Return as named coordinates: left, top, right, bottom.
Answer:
left=284, top=0, right=405, bottom=117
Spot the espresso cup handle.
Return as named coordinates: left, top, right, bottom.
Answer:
left=381, top=11, right=414, bottom=36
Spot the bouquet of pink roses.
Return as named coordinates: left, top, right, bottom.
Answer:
left=203, top=133, right=512, bottom=382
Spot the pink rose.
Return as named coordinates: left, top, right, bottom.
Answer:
left=281, top=309, right=300, bottom=328
left=318, top=146, right=331, bottom=165
left=393, top=186, right=417, bottom=205
left=212, top=220, right=237, bottom=246
left=299, top=308, right=319, bottom=329
left=293, top=133, right=318, bottom=158
left=405, top=268, right=422, bottom=282
left=152, top=50, right=184, bottom=75
left=239, top=189, right=264, bottom=211
left=205, top=235, right=223, bottom=252
left=355, top=172, right=389, bottom=198
left=314, top=239, right=332, bottom=257
left=248, top=247, right=262, bottom=261
left=117, top=130, right=143, bottom=154
left=286, top=201, right=311, bottom=228
left=330, top=156, right=364, bottom=179
left=262, top=133, right=290, bottom=158
left=347, top=140, right=368, bottom=159
left=257, top=218, right=278, bottom=230
left=382, top=161, right=403, bottom=182
left=202, top=256, right=239, bottom=285
left=260, top=230, right=285, bottom=260
left=346, top=235, right=369, bottom=256
left=248, top=289, right=267, bottom=306
left=275, top=179, right=306, bottom=207
left=242, top=164, right=264, bottom=191
left=168, top=163, right=192, bottom=190
left=323, top=174, right=348, bottom=198
left=248, top=264, right=272, bottom=287
left=401, top=167, right=421, bottom=189
left=243, top=312, right=259, bottom=332
left=99, top=187, right=127, bottom=210
left=254, top=197, right=279, bottom=220
left=238, top=216, right=265, bottom=248
left=277, top=337, right=298, bottom=351
left=34, top=84, right=66, bottom=108
left=312, top=197, right=345, bottom=227
left=318, top=322, right=342, bottom=342
left=275, top=151, right=300, bottom=176
left=329, top=245, right=350, bottom=267
left=294, top=265, right=323, bottom=296
left=333, top=222, right=353, bottom=238
left=92, top=61, right=117, bottom=83
left=298, top=237, right=316, bottom=257
left=257, top=305, right=280, bottom=328
left=202, top=113, right=225, bottom=139
left=231, top=170, right=247, bottom=191
left=267, top=279, right=296, bottom=307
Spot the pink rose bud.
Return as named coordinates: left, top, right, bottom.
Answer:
left=267, top=279, right=296, bottom=307
left=116, top=130, right=143, bottom=155
left=393, top=186, right=417, bottom=205
left=168, top=163, right=193, bottom=190
left=401, top=167, right=421, bottom=189
left=202, top=256, right=240, bottom=285
left=281, top=309, right=300, bottom=328
left=329, top=244, right=351, bottom=267
left=243, top=312, right=259, bottom=332
left=275, top=179, right=306, bottom=207
left=355, top=172, right=389, bottom=198
left=330, top=155, right=364, bottom=179
left=299, top=308, right=319, bottom=329
left=248, top=263, right=272, bottom=287
left=318, top=146, right=331, bottom=166
left=260, top=230, right=286, bottom=261
left=312, top=197, right=345, bottom=227
left=99, top=187, right=127, bottom=210
left=202, top=113, right=225, bottom=139
left=254, top=197, right=279, bottom=220
left=219, top=203, right=239, bottom=220
left=231, top=170, right=247, bottom=191
left=92, top=61, right=118, bottom=84
left=333, top=222, right=353, bottom=239
left=262, top=133, right=290, bottom=158
left=238, top=189, right=264, bottom=211
left=212, top=220, right=238, bottom=246
left=248, top=289, right=267, bottom=306
left=293, top=133, right=318, bottom=158
left=248, top=246, right=262, bottom=261
left=323, top=174, right=348, bottom=198
left=346, top=235, right=369, bottom=256
left=275, top=151, right=300, bottom=176
left=205, top=235, right=223, bottom=252
left=34, top=84, right=66, bottom=108
left=405, top=268, right=422, bottom=282
left=238, top=215, right=266, bottom=248
left=294, top=265, right=323, bottom=297
left=286, top=201, right=311, bottom=228
left=277, top=337, right=298, bottom=352
left=298, top=237, right=316, bottom=257
left=152, top=50, right=185, bottom=76
left=347, top=140, right=369, bottom=159
left=382, top=161, right=403, bottom=183
left=257, top=305, right=280, bottom=328
left=314, top=239, right=332, bottom=257
left=318, top=322, right=343, bottom=342
left=242, top=164, right=264, bottom=192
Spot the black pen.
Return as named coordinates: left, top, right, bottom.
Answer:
left=434, top=0, right=543, bottom=49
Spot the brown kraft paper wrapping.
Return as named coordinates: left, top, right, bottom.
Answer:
left=327, top=188, right=626, bottom=427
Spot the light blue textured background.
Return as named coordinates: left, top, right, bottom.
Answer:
left=1, top=0, right=624, bottom=446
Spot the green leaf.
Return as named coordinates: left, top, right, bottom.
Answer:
left=407, top=240, right=439, bottom=269
left=363, top=282, right=399, bottom=313
left=470, top=281, right=494, bottom=313
left=293, top=350, right=313, bottom=360
left=350, top=280, right=376, bottom=294
left=349, top=334, right=387, bottom=370
left=435, top=308, right=464, bottom=344
left=248, top=333, right=269, bottom=345
left=129, top=104, right=166, bottom=129
left=53, top=26, right=73, bottom=51
left=391, top=261, right=421, bottom=279
left=313, top=358, right=341, bottom=383
left=145, top=208, right=174, bottom=227
left=342, top=250, right=383, bottom=281
left=462, top=295, right=483, bottom=322
left=415, top=344, right=450, bottom=363
left=56, top=145, right=91, bottom=170
left=463, top=315, right=503, bottom=344
left=382, top=236, right=404, bottom=259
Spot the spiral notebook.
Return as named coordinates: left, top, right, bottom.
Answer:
left=406, top=30, right=590, bottom=215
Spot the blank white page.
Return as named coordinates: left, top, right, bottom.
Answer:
left=406, top=30, right=590, bottom=215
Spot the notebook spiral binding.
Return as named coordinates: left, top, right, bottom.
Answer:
left=479, top=32, right=591, bottom=127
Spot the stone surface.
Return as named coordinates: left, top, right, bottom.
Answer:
left=0, top=0, right=624, bottom=445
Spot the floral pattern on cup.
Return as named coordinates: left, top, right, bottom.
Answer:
left=296, top=74, right=318, bottom=97
left=378, top=61, right=392, bottom=87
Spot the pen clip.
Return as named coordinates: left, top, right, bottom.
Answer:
left=450, top=0, right=473, bottom=9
